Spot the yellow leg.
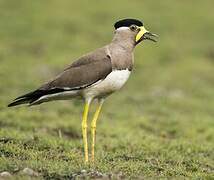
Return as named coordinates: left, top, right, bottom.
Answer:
left=91, top=99, right=104, bottom=162
left=81, top=99, right=91, bottom=163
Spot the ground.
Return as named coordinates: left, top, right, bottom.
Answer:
left=0, top=0, right=214, bottom=179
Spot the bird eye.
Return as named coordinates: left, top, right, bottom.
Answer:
left=130, top=25, right=137, bottom=31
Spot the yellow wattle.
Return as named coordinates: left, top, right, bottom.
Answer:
left=136, top=26, right=149, bottom=42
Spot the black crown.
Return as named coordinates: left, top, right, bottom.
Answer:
left=114, top=18, right=143, bottom=29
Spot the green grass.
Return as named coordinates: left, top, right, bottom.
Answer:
left=0, top=0, right=214, bottom=179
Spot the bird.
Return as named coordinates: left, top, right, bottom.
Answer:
left=8, top=18, right=158, bottom=163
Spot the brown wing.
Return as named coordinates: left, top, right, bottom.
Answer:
left=40, top=50, right=112, bottom=91
left=8, top=48, right=112, bottom=107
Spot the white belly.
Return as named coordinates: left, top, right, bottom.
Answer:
left=83, top=69, right=131, bottom=99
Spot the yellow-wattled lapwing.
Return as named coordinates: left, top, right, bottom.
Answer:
left=8, top=18, right=158, bottom=163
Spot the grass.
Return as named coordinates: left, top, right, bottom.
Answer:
left=0, top=0, right=214, bottom=179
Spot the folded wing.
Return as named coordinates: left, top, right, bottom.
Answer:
left=8, top=49, right=112, bottom=107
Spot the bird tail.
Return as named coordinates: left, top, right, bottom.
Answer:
left=8, top=88, right=66, bottom=107
left=7, top=90, right=44, bottom=107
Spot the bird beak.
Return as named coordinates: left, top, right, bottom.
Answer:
left=136, top=26, right=158, bottom=44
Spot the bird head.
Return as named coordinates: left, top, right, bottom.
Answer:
left=114, top=18, right=158, bottom=45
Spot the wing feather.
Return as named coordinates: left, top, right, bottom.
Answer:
left=40, top=51, right=112, bottom=91
left=8, top=47, right=112, bottom=106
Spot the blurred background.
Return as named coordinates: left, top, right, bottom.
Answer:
left=0, top=0, right=213, bottom=179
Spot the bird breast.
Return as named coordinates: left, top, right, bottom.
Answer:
left=83, top=69, right=131, bottom=99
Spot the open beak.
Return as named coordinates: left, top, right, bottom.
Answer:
left=136, top=26, right=158, bottom=44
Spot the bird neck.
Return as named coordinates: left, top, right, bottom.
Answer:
left=111, top=31, right=135, bottom=52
